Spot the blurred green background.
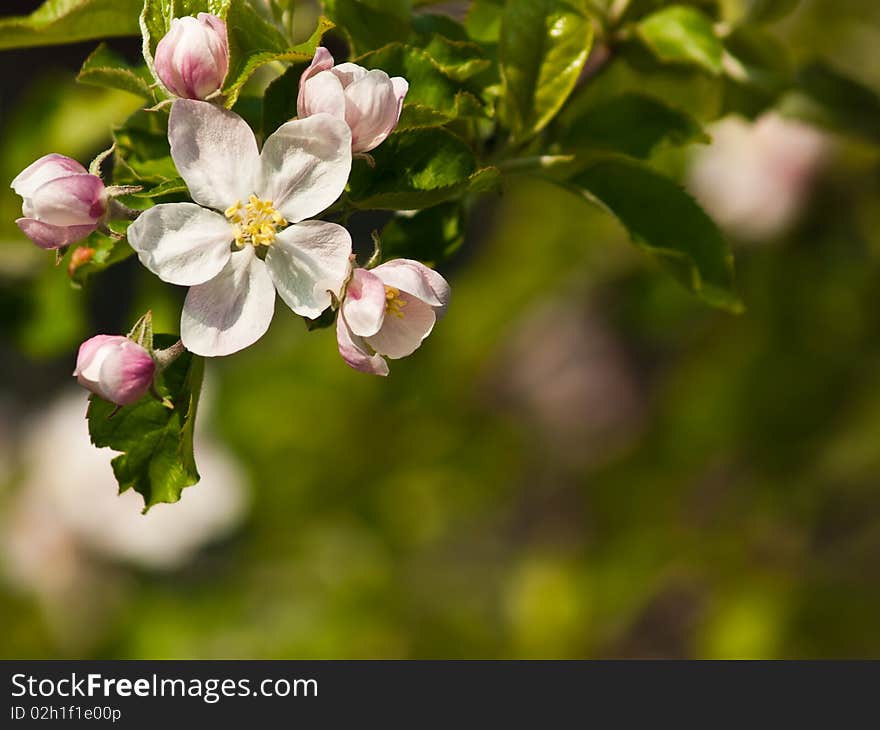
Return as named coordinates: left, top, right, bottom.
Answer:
left=1, top=0, right=880, bottom=659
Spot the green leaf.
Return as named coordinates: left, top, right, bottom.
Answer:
left=348, top=127, right=486, bottom=210
left=566, top=157, right=741, bottom=311
left=721, top=26, right=793, bottom=119
left=77, top=43, right=156, bottom=100
left=745, top=0, right=800, bottom=24
left=419, top=35, right=492, bottom=82
left=88, top=334, right=205, bottom=510
left=381, top=203, right=466, bottom=265
left=354, top=44, right=489, bottom=130
left=465, top=0, right=504, bottom=44
left=560, top=92, right=709, bottom=158
left=499, top=0, right=594, bottom=143
left=0, top=0, right=143, bottom=50
left=222, top=4, right=333, bottom=106
left=69, top=227, right=136, bottom=288
left=323, top=0, right=412, bottom=55
left=637, top=4, right=723, bottom=75
left=112, top=108, right=178, bottom=186
left=780, top=62, right=880, bottom=145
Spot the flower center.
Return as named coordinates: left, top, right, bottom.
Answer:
left=225, top=195, right=286, bottom=248
left=385, top=286, right=407, bottom=319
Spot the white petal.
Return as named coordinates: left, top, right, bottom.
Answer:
left=169, top=100, right=260, bottom=211
left=181, top=247, right=276, bottom=357
left=365, top=293, right=436, bottom=359
left=264, top=221, right=352, bottom=319
left=257, top=113, right=352, bottom=223
left=341, top=267, right=386, bottom=337
left=297, top=47, right=336, bottom=117
left=127, top=203, right=233, bottom=286
left=343, top=69, right=401, bottom=153
left=299, top=70, right=347, bottom=120
left=373, top=259, right=450, bottom=311
left=331, top=62, right=369, bottom=88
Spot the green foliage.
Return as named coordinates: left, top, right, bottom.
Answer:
left=566, top=157, right=741, bottom=312
left=499, top=0, right=594, bottom=142
left=636, top=4, right=724, bottom=75
left=88, top=333, right=204, bottom=510
left=222, top=4, right=333, bottom=106
left=745, top=0, right=801, bottom=25
left=784, top=61, right=880, bottom=145
left=324, top=0, right=411, bottom=54
left=347, top=127, right=490, bottom=210
left=77, top=43, right=156, bottom=100
left=0, top=0, right=142, bottom=49
left=355, top=44, right=488, bottom=130
left=560, top=92, right=709, bottom=158
left=380, top=203, right=465, bottom=266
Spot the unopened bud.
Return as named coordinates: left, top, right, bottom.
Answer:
left=74, top=335, right=156, bottom=406
left=155, top=13, right=229, bottom=100
left=11, top=154, right=108, bottom=250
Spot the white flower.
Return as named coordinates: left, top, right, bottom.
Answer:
left=128, top=100, right=354, bottom=357
left=336, top=259, right=450, bottom=376
left=689, top=113, right=830, bottom=243
left=298, top=47, right=409, bottom=154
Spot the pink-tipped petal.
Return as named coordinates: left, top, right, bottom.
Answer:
left=336, top=313, right=389, bottom=376
left=343, top=69, right=401, bottom=153
left=11, top=154, right=87, bottom=198
left=342, top=268, right=387, bottom=337
left=299, top=70, right=347, bottom=120
left=373, top=259, right=450, bottom=312
left=297, top=47, right=336, bottom=116
left=155, top=14, right=229, bottom=100
left=26, top=173, right=107, bottom=226
left=365, top=292, right=436, bottom=360
left=74, top=335, right=155, bottom=406
left=391, top=76, right=409, bottom=125
left=16, top=218, right=96, bottom=249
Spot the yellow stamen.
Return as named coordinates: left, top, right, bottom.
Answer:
left=385, top=286, right=407, bottom=319
left=225, top=195, right=287, bottom=248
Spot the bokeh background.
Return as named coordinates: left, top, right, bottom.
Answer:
left=2, top=0, right=880, bottom=658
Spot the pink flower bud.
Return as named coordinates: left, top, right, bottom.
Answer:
left=298, top=47, right=409, bottom=154
left=155, top=13, right=229, bottom=100
left=11, top=154, right=108, bottom=249
left=74, top=335, right=156, bottom=406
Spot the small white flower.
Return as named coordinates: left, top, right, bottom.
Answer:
left=336, top=259, right=450, bottom=376
left=128, top=100, right=354, bottom=357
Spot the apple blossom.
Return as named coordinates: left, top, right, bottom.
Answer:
left=336, top=259, right=450, bottom=376
left=298, top=47, right=409, bottom=154
left=154, top=13, right=229, bottom=100
left=11, top=154, right=108, bottom=249
left=128, top=100, right=353, bottom=357
left=74, top=335, right=156, bottom=406
left=689, top=113, right=829, bottom=243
